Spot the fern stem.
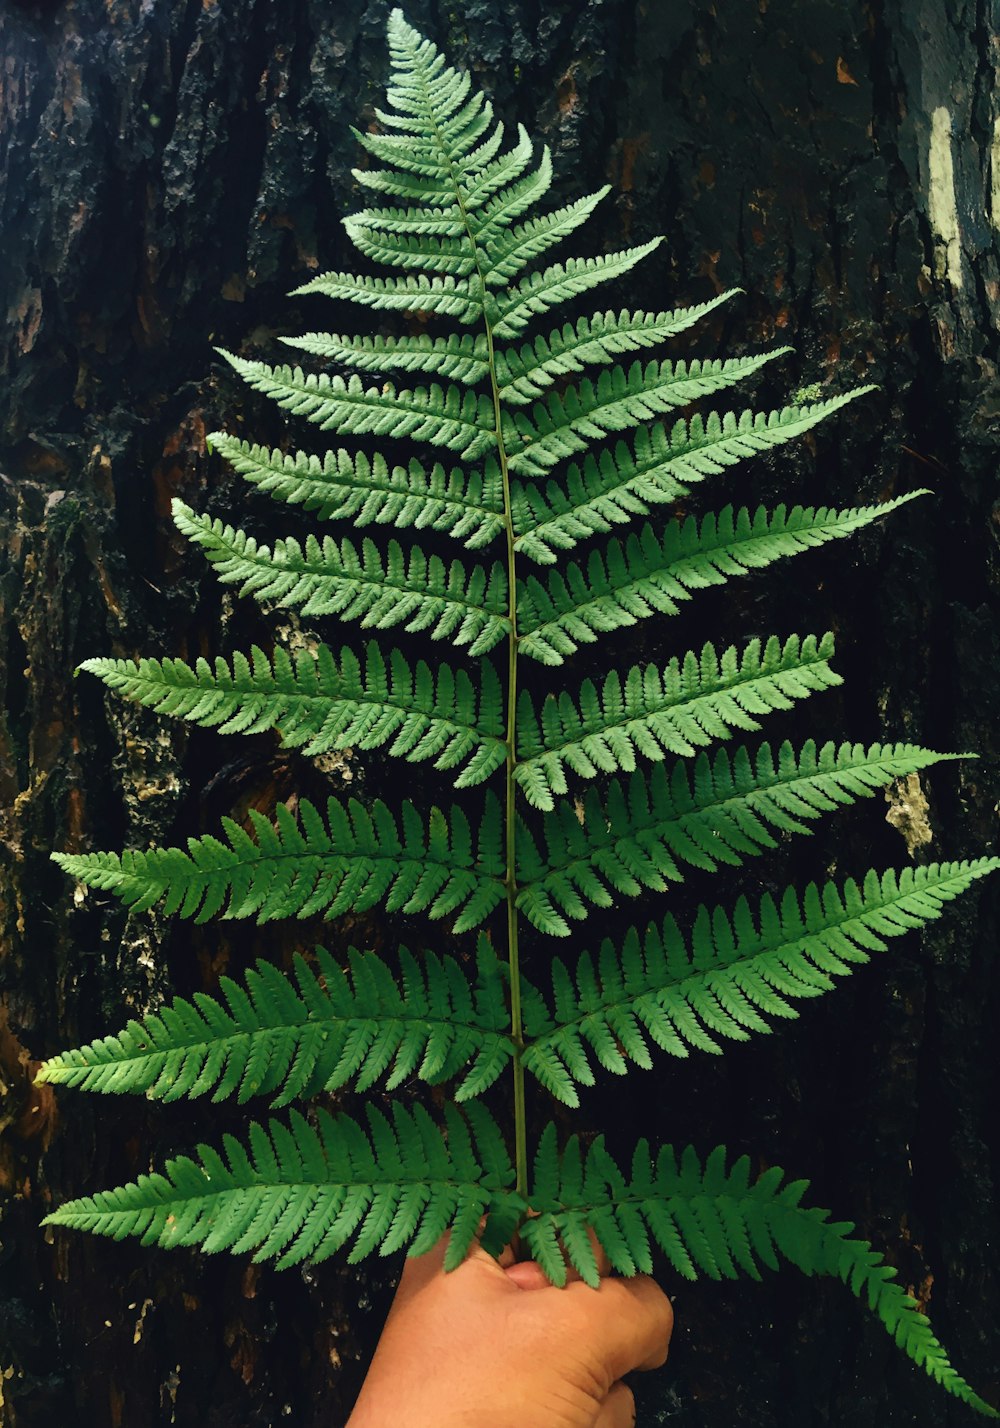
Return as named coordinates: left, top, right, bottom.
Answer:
left=419, top=61, right=529, bottom=1200
left=469, top=217, right=528, bottom=1204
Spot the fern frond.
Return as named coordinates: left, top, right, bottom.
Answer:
left=517, top=497, right=922, bottom=665
left=491, top=241, right=663, bottom=339
left=514, top=742, right=958, bottom=935
left=494, top=295, right=739, bottom=404
left=219, top=354, right=497, bottom=461
left=54, top=793, right=506, bottom=931
left=524, top=1133, right=997, bottom=1416
left=42, top=1100, right=522, bottom=1271
left=291, top=271, right=481, bottom=321
left=511, top=390, right=876, bottom=563
left=173, top=502, right=509, bottom=656
left=521, top=860, right=1000, bottom=1101
left=207, top=435, right=504, bottom=549
left=505, top=352, right=789, bottom=477
left=37, top=937, right=513, bottom=1106
left=81, top=642, right=506, bottom=784
left=514, top=633, right=842, bottom=810
left=278, top=331, right=490, bottom=385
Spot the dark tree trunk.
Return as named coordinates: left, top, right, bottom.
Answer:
left=1, top=1, right=998, bottom=1425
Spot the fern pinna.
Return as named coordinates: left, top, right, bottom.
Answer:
left=37, top=12, right=997, bottom=1417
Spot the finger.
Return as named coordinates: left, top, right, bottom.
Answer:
left=592, top=1382, right=636, bottom=1428
left=565, top=1275, right=673, bottom=1378
left=504, top=1259, right=551, bottom=1291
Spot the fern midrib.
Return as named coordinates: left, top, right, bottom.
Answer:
left=107, top=841, right=481, bottom=885
left=64, top=1171, right=501, bottom=1210
left=410, top=54, right=529, bottom=1200
left=56, top=1011, right=510, bottom=1071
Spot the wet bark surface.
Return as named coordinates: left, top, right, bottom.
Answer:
left=1, top=1, right=998, bottom=1424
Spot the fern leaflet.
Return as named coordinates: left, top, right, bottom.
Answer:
left=521, top=860, right=1000, bottom=1101
left=515, top=743, right=959, bottom=935
left=173, top=502, right=509, bottom=655
left=82, top=642, right=506, bottom=783
left=510, top=390, right=878, bottom=563
left=494, top=296, right=740, bottom=402
left=514, top=632, right=842, bottom=810
left=523, top=1133, right=996, bottom=1417
left=36, top=938, right=512, bottom=1106
left=43, top=1102, right=522, bottom=1271
left=208, top=433, right=504, bottom=549
left=517, top=499, right=921, bottom=666
left=54, top=793, right=505, bottom=932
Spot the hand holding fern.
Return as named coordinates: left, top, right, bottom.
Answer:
left=345, top=1234, right=673, bottom=1428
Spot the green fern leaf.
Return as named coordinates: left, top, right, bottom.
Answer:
left=342, top=203, right=466, bottom=237
left=469, top=145, right=554, bottom=243
left=514, top=633, right=842, bottom=810
left=517, top=497, right=923, bottom=665
left=505, top=352, right=789, bottom=477
left=81, top=642, right=506, bottom=784
left=491, top=241, right=664, bottom=339
left=523, top=1136, right=997, bottom=1417
left=349, top=125, right=464, bottom=180
left=514, top=742, right=959, bottom=935
left=521, top=860, right=1000, bottom=1101
left=41, top=1101, right=522, bottom=1271
left=218, top=354, right=498, bottom=461
left=278, top=331, right=490, bottom=384
left=291, top=270, right=481, bottom=321
left=510, top=389, right=876, bottom=563
left=494, top=294, right=739, bottom=403
left=172, top=502, right=509, bottom=656
left=343, top=219, right=477, bottom=277
left=207, top=434, right=504, bottom=549
left=480, top=187, right=611, bottom=285
left=36, top=937, right=513, bottom=1106
left=53, top=793, right=506, bottom=930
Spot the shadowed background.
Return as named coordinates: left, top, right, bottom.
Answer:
left=1, top=0, right=998, bottom=1424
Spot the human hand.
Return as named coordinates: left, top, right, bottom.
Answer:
left=345, top=1234, right=673, bottom=1428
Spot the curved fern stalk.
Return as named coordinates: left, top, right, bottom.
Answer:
left=523, top=1134, right=997, bottom=1418
left=519, top=860, right=1000, bottom=1103
left=35, top=938, right=513, bottom=1106
left=39, top=11, right=999, bottom=1416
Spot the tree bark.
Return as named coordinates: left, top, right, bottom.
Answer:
left=1, top=1, right=998, bottom=1425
